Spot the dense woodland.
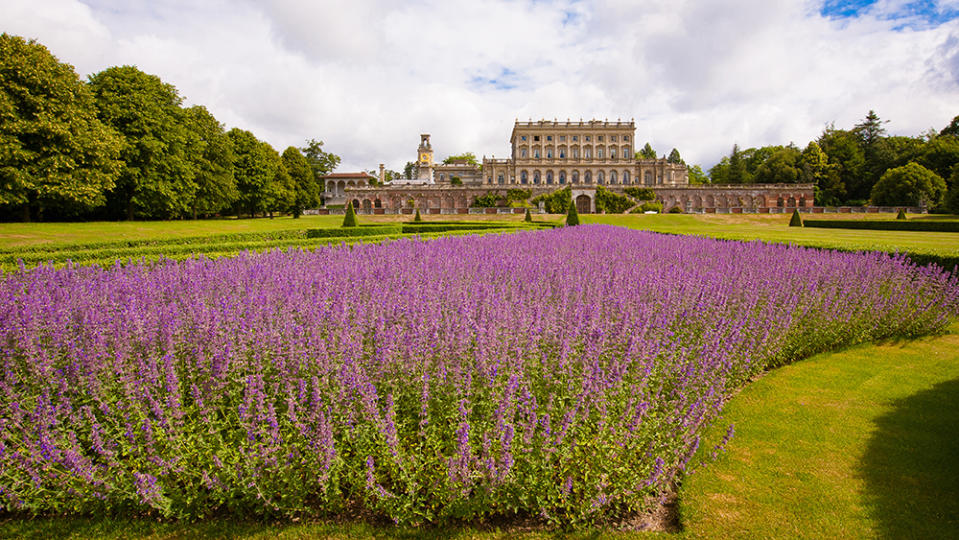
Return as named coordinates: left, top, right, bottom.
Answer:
left=688, top=111, right=959, bottom=211
left=0, top=34, right=340, bottom=222
left=3, top=33, right=958, bottom=222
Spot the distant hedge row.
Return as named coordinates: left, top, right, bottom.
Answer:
left=804, top=220, right=959, bottom=233
left=2, top=222, right=555, bottom=272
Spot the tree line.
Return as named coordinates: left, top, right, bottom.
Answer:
left=1, top=34, right=340, bottom=222
left=702, top=111, right=959, bottom=211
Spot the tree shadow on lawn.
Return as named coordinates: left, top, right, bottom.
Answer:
left=858, top=377, right=959, bottom=539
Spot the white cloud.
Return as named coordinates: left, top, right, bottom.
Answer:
left=3, top=0, right=958, bottom=172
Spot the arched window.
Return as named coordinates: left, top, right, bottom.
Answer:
left=521, top=171, right=528, bottom=184
left=559, top=148, right=566, bottom=159
left=533, top=171, right=541, bottom=184
left=597, top=147, right=604, bottom=159
left=572, top=147, right=580, bottom=159
left=497, top=174, right=504, bottom=185
left=559, top=171, right=566, bottom=184
left=623, top=171, right=630, bottom=184
left=534, top=147, right=541, bottom=159
left=572, top=170, right=579, bottom=184
left=520, top=147, right=528, bottom=158
left=546, top=171, right=553, bottom=184
left=584, top=171, right=592, bottom=183
left=546, top=146, right=554, bottom=159
left=584, top=147, right=591, bottom=159
left=644, top=171, right=653, bottom=186
left=610, top=170, right=617, bottom=184
left=597, top=171, right=605, bottom=184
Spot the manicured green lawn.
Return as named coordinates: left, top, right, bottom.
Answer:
left=584, top=213, right=959, bottom=260
left=678, top=322, right=959, bottom=539
left=0, top=214, right=535, bottom=250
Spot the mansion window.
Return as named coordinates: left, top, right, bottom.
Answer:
left=610, top=171, right=617, bottom=184
left=521, top=135, right=527, bottom=141
left=572, top=135, right=578, bottom=141
left=521, top=171, right=529, bottom=184
left=534, top=149, right=541, bottom=159
left=547, top=148, right=553, bottom=159
left=610, top=136, right=617, bottom=142
left=597, top=136, right=604, bottom=142
left=584, top=171, right=592, bottom=183
left=584, top=147, right=591, bottom=159
left=597, top=147, right=604, bottom=159
left=546, top=171, right=553, bottom=184
left=572, top=147, right=580, bottom=158
left=559, top=135, right=566, bottom=142
left=520, top=148, right=528, bottom=158
left=585, top=136, right=591, bottom=142
left=546, top=135, right=552, bottom=141
left=498, top=174, right=504, bottom=184
left=533, top=135, right=540, bottom=141
left=624, top=135, right=629, bottom=141
left=623, top=171, right=630, bottom=184
left=597, top=171, right=605, bottom=184
left=533, top=171, right=541, bottom=184
left=559, top=171, right=566, bottom=184
left=559, top=149, right=566, bottom=158
left=572, top=171, right=579, bottom=183
left=610, top=147, right=617, bottom=159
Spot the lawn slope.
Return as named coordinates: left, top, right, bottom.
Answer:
left=678, top=322, right=959, bottom=539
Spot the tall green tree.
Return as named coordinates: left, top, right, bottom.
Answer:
left=89, top=66, right=196, bottom=220
left=940, top=115, right=959, bottom=138
left=183, top=105, right=236, bottom=218
left=917, top=135, right=959, bottom=181
left=752, top=146, right=801, bottom=184
left=818, top=127, right=866, bottom=202
left=666, top=148, right=685, bottom=165
left=0, top=34, right=122, bottom=221
left=403, top=161, right=416, bottom=180
left=228, top=128, right=276, bottom=217
left=687, top=164, right=709, bottom=184
left=637, top=142, right=657, bottom=159
left=727, top=144, right=750, bottom=184
left=301, top=138, right=340, bottom=182
left=799, top=141, right=842, bottom=205
left=708, top=156, right=730, bottom=184
left=263, top=142, right=294, bottom=217
left=281, top=146, right=316, bottom=218
left=870, top=162, right=946, bottom=208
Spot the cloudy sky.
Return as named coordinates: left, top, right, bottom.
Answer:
left=5, top=0, right=959, bottom=172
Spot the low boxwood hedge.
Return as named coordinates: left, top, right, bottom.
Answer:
left=804, top=220, right=959, bottom=232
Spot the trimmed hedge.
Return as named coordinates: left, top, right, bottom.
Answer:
left=804, top=220, right=959, bottom=232
left=306, top=225, right=402, bottom=238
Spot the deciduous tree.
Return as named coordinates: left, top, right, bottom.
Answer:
left=89, top=66, right=195, bottom=220
left=183, top=105, right=236, bottom=218
left=0, top=34, right=121, bottom=221
left=282, top=146, right=316, bottom=218
left=870, top=162, right=946, bottom=208
left=228, top=128, right=276, bottom=217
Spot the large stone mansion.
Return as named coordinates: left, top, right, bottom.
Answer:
left=323, top=119, right=813, bottom=214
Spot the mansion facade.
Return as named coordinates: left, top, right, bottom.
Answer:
left=323, top=119, right=813, bottom=214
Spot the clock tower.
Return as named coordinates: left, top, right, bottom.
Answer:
left=416, top=134, right=434, bottom=182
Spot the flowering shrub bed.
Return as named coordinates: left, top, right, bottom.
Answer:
left=1, top=226, right=956, bottom=526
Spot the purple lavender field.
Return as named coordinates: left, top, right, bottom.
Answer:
left=1, top=225, right=957, bottom=526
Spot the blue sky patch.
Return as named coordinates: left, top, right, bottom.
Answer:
left=469, top=67, right=522, bottom=91
left=821, top=0, right=959, bottom=26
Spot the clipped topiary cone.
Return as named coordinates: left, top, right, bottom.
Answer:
left=896, top=208, right=907, bottom=220
left=524, top=208, right=532, bottom=222
left=342, top=201, right=358, bottom=227
left=789, top=208, right=803, bottom=227
left=566, top=200, right=580, bottom=226
left=414, top=209, right=422, bottom=222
